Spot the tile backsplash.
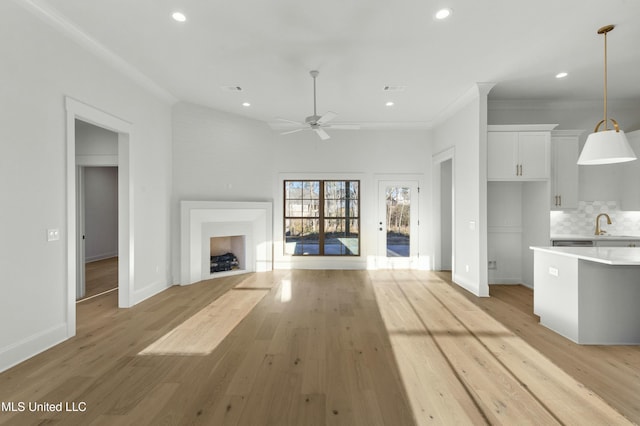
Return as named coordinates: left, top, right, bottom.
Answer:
left=550, top=201, right=640, bottom=236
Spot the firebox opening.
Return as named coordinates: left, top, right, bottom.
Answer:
left=209, top=235, right=246, bottom=274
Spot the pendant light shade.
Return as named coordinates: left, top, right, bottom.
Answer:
left=577, top=25, right=637, bottom=165
left=578, top=129, right=636, bottom=165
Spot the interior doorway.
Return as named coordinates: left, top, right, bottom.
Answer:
left=76, top=165, right=119, bottom=301
left=440, top=159, right=453, bottom=271
left=66, top=97, right=132, bottom=338
left=377, top=180, right=419, bottom=269
left=432, top=147, right=455, bottom=273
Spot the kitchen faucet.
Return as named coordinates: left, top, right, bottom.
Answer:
left=595, top=213, right=612, bottom=235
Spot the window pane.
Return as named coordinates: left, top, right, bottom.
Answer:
left=324, top=200, right=345, bottom=217
left=286, top=181, right=303, bottom=199
left=348, top=181, right=359, bottom=199
left=325, top=181, right=345, bottom=199
left=284, top=219, right=302, bottom=255
left=386, top=186, right=410, bottom=257
left=304, top=181, right=320, bottom=200
left=324, top=219, right=359, bottom=255
left=348, top=200, right=359, bottom=217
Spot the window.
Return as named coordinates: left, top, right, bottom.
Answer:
left=284, top=180, right=360, bottom=256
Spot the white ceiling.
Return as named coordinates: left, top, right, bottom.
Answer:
left=26, top=0, right=640, bottom=128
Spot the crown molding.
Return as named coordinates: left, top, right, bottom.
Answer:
left=432, top=82, right=496, bottom=128
left=488, top=98, right=640, bottom=111
left=14, top=0, right=177, bottom=104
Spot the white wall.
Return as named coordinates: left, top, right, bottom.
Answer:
left=84, top=167, right=118, bottom=262
left=172, top=102, right=276, bottom=281
left=432, top=85, right=492, bottom=297
left=172, top=102, right=433, bottom=278
left=0, top=2, right=173, bottom=372
left=488, top=99, right=640, bottom=132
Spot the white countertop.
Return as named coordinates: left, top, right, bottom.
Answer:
left=551, top=234, right=640, bottom=241
left=530, top=246, right=640, bottom=265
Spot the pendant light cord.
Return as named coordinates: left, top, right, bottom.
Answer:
left=603, top=29, right=608, bottom=130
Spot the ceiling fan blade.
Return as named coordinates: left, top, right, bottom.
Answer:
left=314, top=128, right=331, bottom=140
left=317, top=111, right=337, bottom=124
left=276, top=117, right=305, bottom=125
left=281, top=128, right=305, bottom=135
left=326, top=124, right=360, bottom=130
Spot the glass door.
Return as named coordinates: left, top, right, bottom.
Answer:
left=378, top=181, right=419, bottom=268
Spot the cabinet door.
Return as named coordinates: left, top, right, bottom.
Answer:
left=519, top=132, right=549, bottom=179
left=595, top=240, right=639, bottom=247
left=488, top=132, right=518, bottom=180
left=551, top=136, right=579, bottom=209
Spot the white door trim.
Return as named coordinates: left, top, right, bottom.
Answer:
left=66, top=97, right=133, bottom=338
left=432, top=147, right=456, bottom=274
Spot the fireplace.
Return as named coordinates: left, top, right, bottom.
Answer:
left=180, top=201, right=273, bottom=285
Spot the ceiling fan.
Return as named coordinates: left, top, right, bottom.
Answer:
left=278, top=70, right=360, bottom=140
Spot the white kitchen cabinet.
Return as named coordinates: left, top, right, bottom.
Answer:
left=595, top=240, right=639, bottom=247
left=620, top=130, right=640, bottom=210
left=550, top=130, right=582, bottom=210
left=487, top=125, right=556, bottom=181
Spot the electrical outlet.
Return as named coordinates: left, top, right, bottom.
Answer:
left=488, top=260, right=497, bottom=270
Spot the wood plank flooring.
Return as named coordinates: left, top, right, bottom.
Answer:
left=0, top=270, right=637, bottom=425
left=82, top=257, right=118, bottom=300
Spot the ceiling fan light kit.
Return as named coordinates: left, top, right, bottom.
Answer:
left=577, top=25, right=637, bottom=165
left=278, top=70, right=360, bottom=140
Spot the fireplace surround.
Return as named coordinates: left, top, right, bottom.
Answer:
left=180, top=201, right=272, bottom=285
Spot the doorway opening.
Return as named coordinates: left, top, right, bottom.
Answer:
left=66, top=97, right=132, bottom=338
left=77, top=164, right=119, bottom=302
left=440, top=159, right=453, bottom=271
left=432, top=148, right=455, bottom=273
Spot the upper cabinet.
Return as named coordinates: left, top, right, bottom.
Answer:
left=550, top=130, right=583, bottom=210
left=620, top=130, right=640, bottom=210
left=487, top=125, right=557, bottom=181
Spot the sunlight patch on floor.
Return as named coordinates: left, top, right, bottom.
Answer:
left=138, top=289, right=268, bottom=356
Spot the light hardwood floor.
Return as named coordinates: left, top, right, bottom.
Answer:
left=0, top=270, right=637, bottom=425
left=81, top=257, right=118, bottom=300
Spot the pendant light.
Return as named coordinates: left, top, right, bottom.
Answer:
left=577, top=25, right=637, bottom=165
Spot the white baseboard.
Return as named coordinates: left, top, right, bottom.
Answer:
left=0, top=323, right=68, bottom=373
left=132, top=279, right=172, bottom=305
left=85, top=252, right=118, bottom=263
left=489, top=278, right=524, bottom=285
left=452, top=273, right=488, bottom=297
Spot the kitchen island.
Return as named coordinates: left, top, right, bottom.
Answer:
left=530, top=246, right=640, bottom=344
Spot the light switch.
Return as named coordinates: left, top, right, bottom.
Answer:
left=548, top=267, right=559, bottom=277
left=47, top=228, right=60, bottom=242
left=469, top=221, right=476, bottom=231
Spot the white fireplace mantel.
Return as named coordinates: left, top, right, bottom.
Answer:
left=180, top=201, right=273, bottom=285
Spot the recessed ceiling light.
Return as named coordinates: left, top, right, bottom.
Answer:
left=434, top=8, right=452, bottom=20
left=386, top=101, right=395, bottom=107
left=242, top=102, right=251, bottom=107
left=172, top=12, right=186, bottom=22
left=555, top=72, right=568, bottom=79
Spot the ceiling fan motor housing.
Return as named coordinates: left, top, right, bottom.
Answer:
left=305, top=115, right=322, bottom=125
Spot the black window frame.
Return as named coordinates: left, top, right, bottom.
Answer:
left=284, top=179, right=360, bottom=256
